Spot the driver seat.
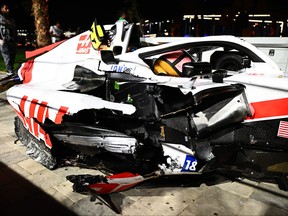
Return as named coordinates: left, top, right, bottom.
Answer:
left=153, top=50, right=195, bottom=77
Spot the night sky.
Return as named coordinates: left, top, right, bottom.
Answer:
left=14, top=0, right=137, bottom=31
left=11, top=0, right=288, bottom=32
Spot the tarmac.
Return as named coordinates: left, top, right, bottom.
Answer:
left=0, top=71, right=288, bottom=216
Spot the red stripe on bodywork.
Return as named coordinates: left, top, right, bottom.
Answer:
left=248, top=98, right=288, bottom=119
left=43, top=108, right=52, bottom=148
left=25, top=40, right=66, bottom=59
left=89, top=173, right=144, bottom=194
left=20, top=59, right=34, bottom=84
left=44, top=133, right=52, bottom=148
left=55, top=106, right=69, bottom=124
left=14, top=96, right=66, bottom=149
left=19, top=96, right=28, bottom=126
left=37, top=101, right=48, bottom=123
left=38, top=102, right=52, bottom=148
left=89, top=182, right=140, bottom=194
left=29, top=99, right=38, bottom=136
left=107, top=172, right=139, bottom=179
left=26, top=118, right=33, bottom=134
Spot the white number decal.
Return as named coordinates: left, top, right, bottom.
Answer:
left=182, top=155, right=197, bottom=172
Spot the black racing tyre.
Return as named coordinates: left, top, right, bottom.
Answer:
left=215, top=54, right=243, bottom=71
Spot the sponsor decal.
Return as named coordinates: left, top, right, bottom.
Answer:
left=76, top=34, right=91, bottom=54
left=181, top=155, right=197, bottom=172
left=247, top=73, right=264, bottom=76
left=277, top=121, right=288, bottom=139
left=110, top=65, right=131, bottom=73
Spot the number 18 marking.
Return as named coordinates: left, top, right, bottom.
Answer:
left=181, top=155, right=197, bottom=172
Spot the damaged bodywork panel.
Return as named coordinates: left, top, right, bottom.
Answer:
left=2, top=19, right=288, bottom=201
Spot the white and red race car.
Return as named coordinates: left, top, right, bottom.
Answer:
left=2, top=20, right=288, bottom=197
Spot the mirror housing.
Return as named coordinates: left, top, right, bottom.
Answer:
left=242, top=56, right=251, bottom=68
left=182, top=62, right=212, bottom=77
left=101, top=50, right=119, bottom=64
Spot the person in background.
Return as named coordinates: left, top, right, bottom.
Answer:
left=116, top=8, right=129, bottom=25
left=49, top=21, right=64, bottom=43
left=117, top=8, right=141, bottom=51
left=107, top=8, right=130, bottom=46
left=0, top=1, right=17, bottom=76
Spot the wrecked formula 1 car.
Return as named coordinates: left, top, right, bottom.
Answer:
left=3, top=19, right=288, bottom=197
